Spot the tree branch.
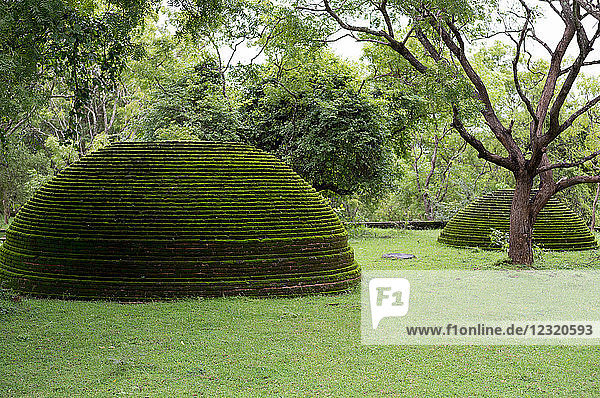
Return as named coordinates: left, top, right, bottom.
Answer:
left=556, top=175, right=600, bottom=192
left=560, top=59, right=600, bottom=75
left=537, top=149, right=600, bottom=173
left=378, top=0, right=394, bottom=37
left=414, top=27, right=441, bottom=62
left=450, top=105, right=515, bottom=170
left=435, top=132, right=467, bottom=201
left=425, top=134, right=439, bottom=189
left=529, top=31, right=554, bottom=56
left=530, top=0, right=577, bottom=167
left=430, top=17, right=522, bottom=163
left=559, top=93, right=600, bottom=133
left=576, top=0, right=600, bottom=21
left=546, top=2, right=592, bottom=138
left=321, top=0, right=428, bottom=72
left=248, top=16, right=286, bottom=66
left=512, top=3, right=538, bottom=125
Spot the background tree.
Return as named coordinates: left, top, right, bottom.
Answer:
left=0, top=0, right=152, bottom=144
left=238, top=52, right=399, bottom=196
left=145, top=4, right=412, bottom=197
left=0, top=136, right=50, bottom=224
left=135, top=57, right=241, bottom=141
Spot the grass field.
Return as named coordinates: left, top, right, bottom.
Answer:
left=2, top=229, right=600, bottom=397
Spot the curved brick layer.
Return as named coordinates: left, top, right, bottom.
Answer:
left=438, top=189, right=597, bottom=250
left=0, top=141, right=359, bottom=299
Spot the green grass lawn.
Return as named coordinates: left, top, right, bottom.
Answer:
left=2, top=229, right=600, bottom=397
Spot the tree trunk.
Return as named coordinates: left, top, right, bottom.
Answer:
left=508, top=176, right=534, bottom=265
left=423, top=195, right=435, bottom=221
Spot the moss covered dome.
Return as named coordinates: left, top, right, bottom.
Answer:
left=438, top=189, right=597, bottom=250
left=0, top=141, right=359, bottom=299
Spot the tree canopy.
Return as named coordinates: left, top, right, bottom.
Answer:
left=0, top=0, right=151, bottom=140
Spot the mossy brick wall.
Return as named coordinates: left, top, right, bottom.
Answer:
left=438, top=189, right=597, bottom=250
left=0, top=141, right=359, bottom=299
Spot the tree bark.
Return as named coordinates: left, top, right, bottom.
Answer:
left=423, top=196, right=434, bottom=221
left=508, top=175, right=535, bottom=265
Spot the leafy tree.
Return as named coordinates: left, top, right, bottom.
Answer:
left=301, top=0, right=600, bottom=264
left=169, top=0, right=328, bottom=69
left=0, top=137, right=50, bottom=225
left=239, top=53, right=398, bottom=196
left=135, top=58, right=241, bottom=141
left=0, top=0, right=152, bottom=143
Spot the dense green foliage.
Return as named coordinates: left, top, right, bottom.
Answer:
left=0, top=0, right=150, bottom=129
left=239, top=55, right=398, bottom=195
left=0, top=136, right=50, bottom=224
left=135, top=59, right=241, bottom=141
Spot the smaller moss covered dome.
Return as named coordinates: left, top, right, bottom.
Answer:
left=438, top=189, right=597, bottom=250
